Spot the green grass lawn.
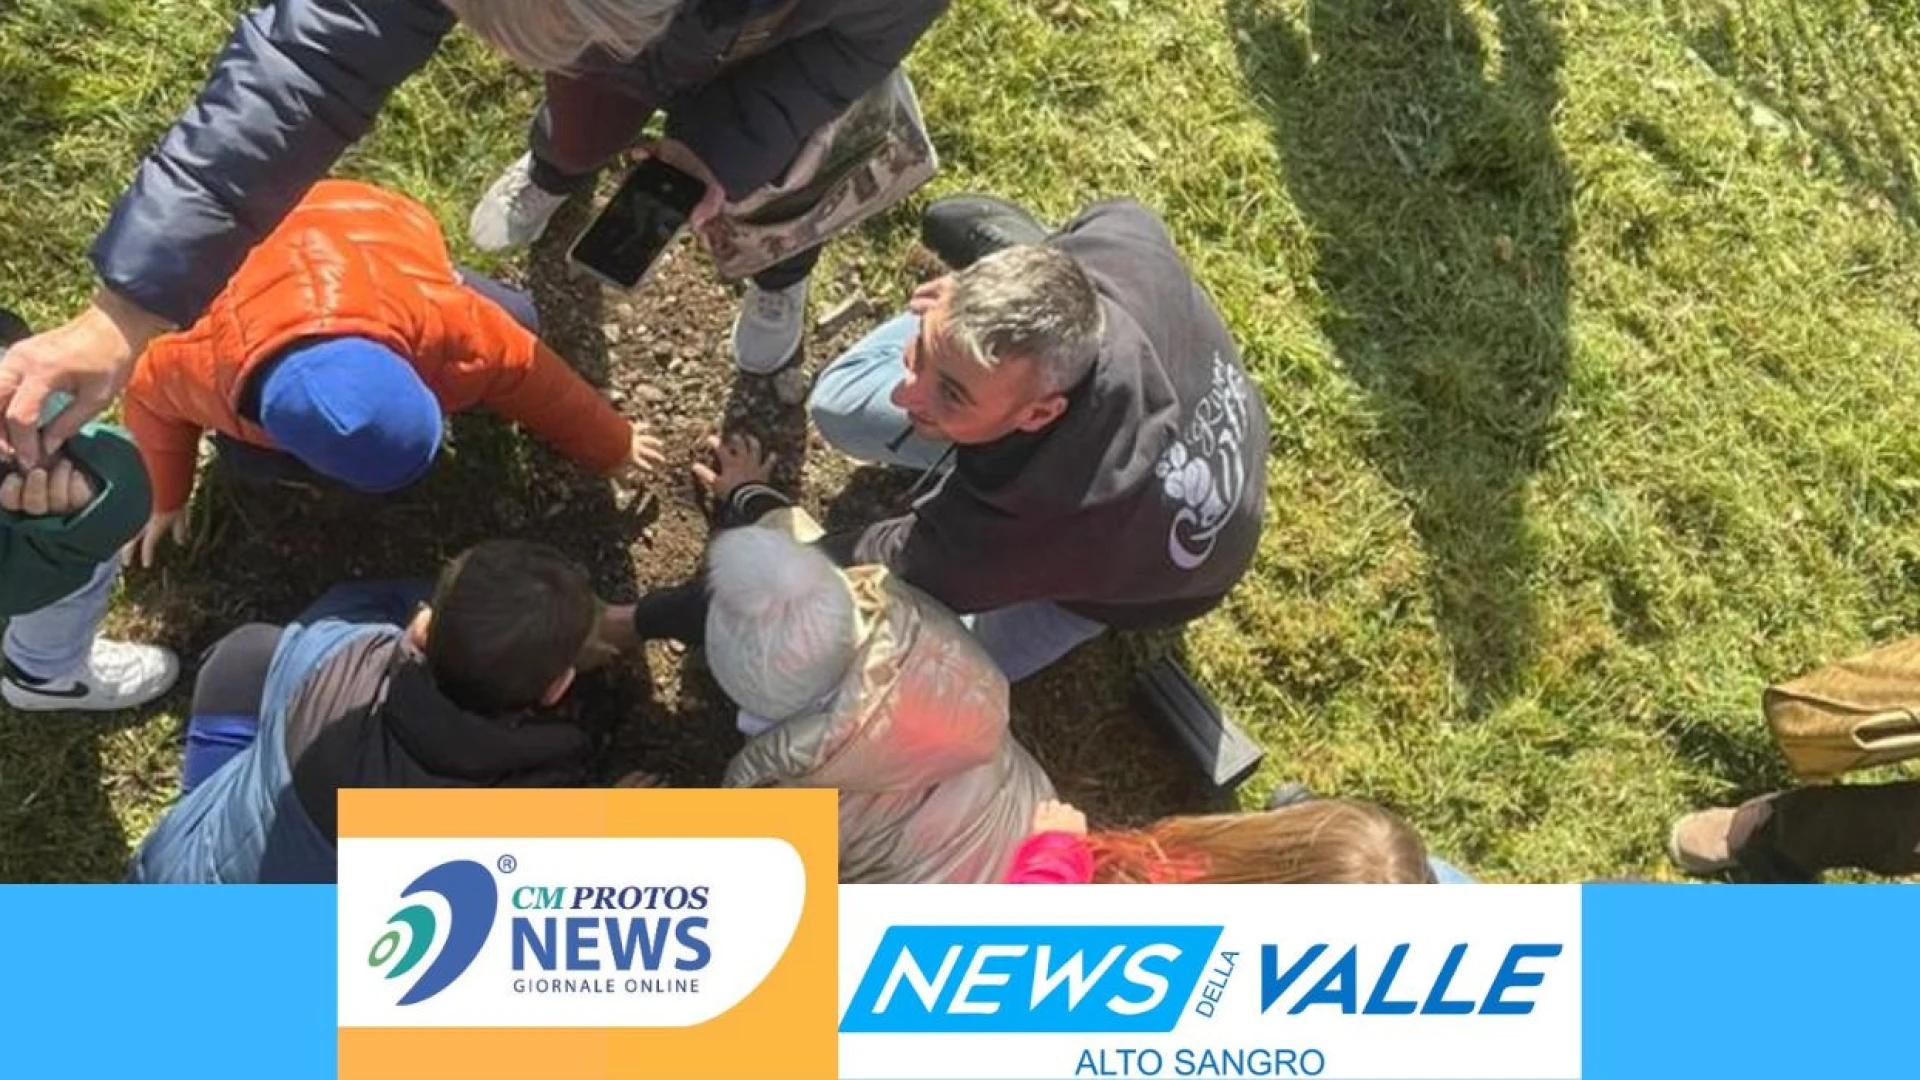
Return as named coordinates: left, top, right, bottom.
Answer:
left=5, top=0, right=1920, bottom=882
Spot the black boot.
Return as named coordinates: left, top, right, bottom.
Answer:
left=921, top=194, right=1052, bottom=271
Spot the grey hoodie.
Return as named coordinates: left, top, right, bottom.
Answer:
left=848, top=200, right=1270, bottom=630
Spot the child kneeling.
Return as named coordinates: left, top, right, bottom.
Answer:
left=129, top=540, right=603, bottom=884
left=705, top=523, right=1056, bottom=884
left=120, top=179, right=663, bottom=566
left=1, top=309, right=177, bottom=712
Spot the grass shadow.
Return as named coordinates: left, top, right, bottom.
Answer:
left=0, top=711, right=144, bottom=882
left=1231, top=0, right=1574, bottom=716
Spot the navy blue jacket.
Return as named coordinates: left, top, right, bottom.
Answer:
left=91, top=0, right=949, bottom=326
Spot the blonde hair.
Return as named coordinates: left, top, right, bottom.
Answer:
left=1087, top=800, right=1435, bottom=885
left=444, top=0, right=680, bottom=72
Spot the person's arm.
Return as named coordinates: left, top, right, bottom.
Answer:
left=821, top=510, right=1058, bottom=617
left=472, top=300, right=632, bottom=475
left=664, top=1, right=951, bottom=199
left=720, top=482, right=796, bottom=529
left=120, top=388, right=203, bottom=517
left=90, top=0, right=454, bottom=328
left=1004, top=832, right=1096, bottom=885
left=2, top=2, right=451, bottom=466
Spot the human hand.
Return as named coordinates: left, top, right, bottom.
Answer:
left=123, top=508, right=188, bottom=570
left=617, top=420, right=667, bottom=482
left=641, top=139, right=728, bottom=228
left=0, top=456, right=96, bottom=517
left=1032, top=799, right=1089, bottom=836
left=907, top=277, right=952, bottom=317
left=576, top=600, right=637, bottom=673
left=0, top=290, right=171, bottom=467
left=690, top=432, right=776, bottom=504
left=613, top=769, right=666, bottom=788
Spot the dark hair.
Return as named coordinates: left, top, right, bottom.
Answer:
left=424, top=539, right=596, bottom=716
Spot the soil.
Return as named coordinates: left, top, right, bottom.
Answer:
left=113, top=195, right=1226, bottom=832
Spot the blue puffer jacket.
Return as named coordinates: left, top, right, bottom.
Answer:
left=91, top=0, right=950, bottom=327
left=127, top=618, right=393, bottom=885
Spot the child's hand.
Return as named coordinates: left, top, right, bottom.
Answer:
left=1032, top=799, right=1089, bottom=836
left=618, top=420, right=666, bottom=481
left=691, top=432, right=776, bottom=503
left=123, top=508, right=187, bottom=569
left=0, top=456, right=95, bottom=516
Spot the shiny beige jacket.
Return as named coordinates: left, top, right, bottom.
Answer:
left=724, top=562, right=1054, bottom=884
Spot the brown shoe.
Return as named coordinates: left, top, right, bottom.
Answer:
left=1667, top=807, right=1740, bottom=875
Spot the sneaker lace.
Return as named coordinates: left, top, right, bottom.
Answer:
left=499, top=166, right=550, bottom=216
left=752, top=288, right=798, bottom=322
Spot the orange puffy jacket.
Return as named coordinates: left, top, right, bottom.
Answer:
left=124, top=180, right=631, bottom=513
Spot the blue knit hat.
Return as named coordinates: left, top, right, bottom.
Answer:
left=258, top=337, right=443, bottom=493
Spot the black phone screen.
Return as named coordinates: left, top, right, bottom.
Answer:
left=568, top=159, right=709, bottom=290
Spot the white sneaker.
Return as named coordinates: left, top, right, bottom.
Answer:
left=2, top=639, right=181, bottom=713
left=730, top=278, right=810, bottom=375
left=469, top=153, right=570, bottom=252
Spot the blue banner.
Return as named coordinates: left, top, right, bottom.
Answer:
left=1, top=885, right=1911, bottom=1079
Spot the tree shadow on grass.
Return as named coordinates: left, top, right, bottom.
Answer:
left=0, top=710, right=145, bottom=882
left=1230, top=0, right=1573, bottom=717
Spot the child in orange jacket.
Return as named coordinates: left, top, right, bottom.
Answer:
left=121, top=179, right=662, bottom=565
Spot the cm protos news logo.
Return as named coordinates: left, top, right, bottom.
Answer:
left=339, top=838, right=805, bottom=1029
left=365, top=857, right=714, bottom=1006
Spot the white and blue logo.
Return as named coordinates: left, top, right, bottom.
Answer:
left=340, top=837, right=806, bottom=1029
left=836, top=886, right=1583, bottom=1080
left=841, top=925, right=1223, bottom=1033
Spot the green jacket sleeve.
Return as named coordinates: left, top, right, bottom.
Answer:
left=0, top=424, right=153, bottom=617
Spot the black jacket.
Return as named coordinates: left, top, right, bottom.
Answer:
left=285, top=636, right=593, bottom=844
left=843, top=201, right=1271, bottom=630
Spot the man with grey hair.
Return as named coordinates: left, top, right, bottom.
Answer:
left=791, top=195, right=1272, bottom=680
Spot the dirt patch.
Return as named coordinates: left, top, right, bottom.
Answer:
left=113, top=199, right=1221, bottom=831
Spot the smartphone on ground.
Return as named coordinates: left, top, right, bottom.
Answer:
left=567, top=158, right=709, bottom=291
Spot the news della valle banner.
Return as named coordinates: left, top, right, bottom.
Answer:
left=0, top=789, right=1909, bottom=1079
